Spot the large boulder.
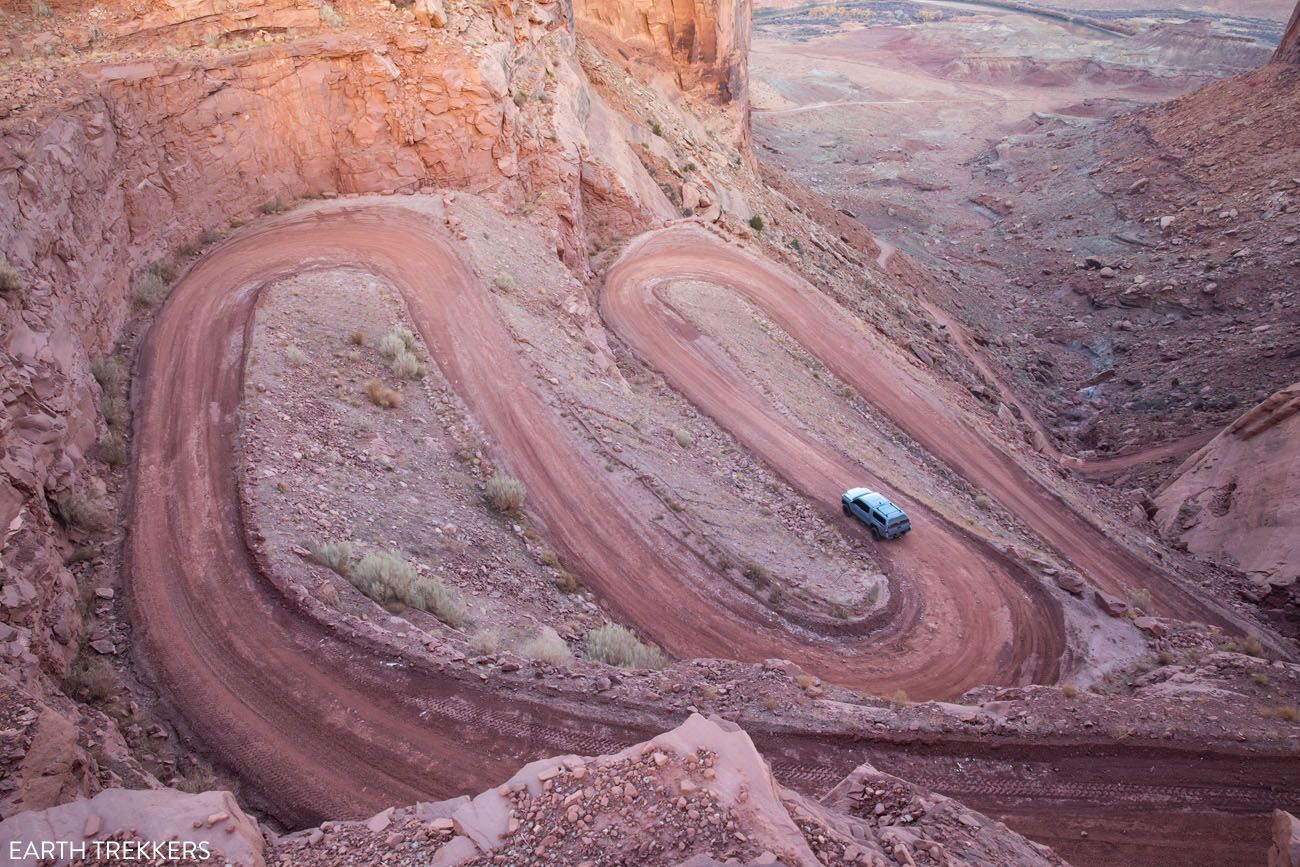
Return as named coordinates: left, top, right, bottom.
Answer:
left=1270, top=810, right=1300, bottom=867
left=1153, top=382, right=1300, bottom=593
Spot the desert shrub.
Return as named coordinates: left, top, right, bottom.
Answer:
left=174, top=764, right=218, bottom=794
left=974, top=494, right=993, bottom=511
left=308, top=540, right=353, bottom=576
left=748, top=215, right=764, bottom=232
left=1126, top=587, right=1154, bottom=616
left=63, top=656, right=118, bottom=704
left=1224, top=633, right=1265, bottom=658
left=743, top=563, right=771, bottom=589
left=762, top=695, right=778, bottom=711
left=520, top=633, right=573, bottom=666
left=55, top=491, right=112, bottom=533
left=318, top=0, right=343, bottom=23
left=97, top=433, right=127, bottom=467
left=349, top=330, right=365, bottom=346
left=1251, top=672, right=1270, bottom=686
left=672, top=428, right=694, bottom=448
left=538, top=549, right=561, bottom=568
left=390, top=349, right=425, bottom=380
left=284, top=345, right=308, bottom=366
left=133, top=271, right=168, bottom=308
left=365, top=379, right=401, bottom=408
left=890, top=688, right=909, bottom=710
left=90, top=357, right=125, bottom=392
left=1061, top=683, right=1079, bottom=698
left=258, top=196, right=284, bottom=215
left=349, top=549, right=464, bottom=625
left=407, top=576, right=466, bottom=626
left=351, top=549, right=414, bottom=603
left=378, top=326, right=417, bottom=358
left=494, top=272, right=516, bottom=291
left=484, top=474, right=526, bottom=513
left=553, top=571, right=581, bottom=593
left=0, top=260, right=22, bottom=293
left=585, top=623, right=665, bottom=669
left=29, top=0, right=52, bottom=17
left=795, top=673, right=813, bottom=691
left=470, top=629, right=501, bottom=655
left=100, top=394, right=127, bottom=430
left=651, top=120, right=663, bottom=136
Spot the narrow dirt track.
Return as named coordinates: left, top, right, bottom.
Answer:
left=602, top=223, right=1242, bottom=630
left=124, top=202, right=1299, bottom=864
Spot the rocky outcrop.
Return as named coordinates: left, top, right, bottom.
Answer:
left=0, top=788, right=264, bottom=866
left=199, top=715, right=1065, bottom=865
left=573, top=0, right=750, bottom=103
left=1272, top=810, right=1300, bottom=867
left=1276, top=1, right=1300, bottom=64
left=1154, top=382, right=1300, bottom=598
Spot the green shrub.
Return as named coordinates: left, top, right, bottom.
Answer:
left=350, top=549, right=465, bottom=626
left=748, top=215, right=764, bottom=232
left=284, top=345, right=308, bottom=366
left=585, top=623, right=665, bottom=669
left=494, top=273, right=516, bottom=291
left=672, top=428, right=694, bottom=448
left=485, top=474, right=526, bottom=513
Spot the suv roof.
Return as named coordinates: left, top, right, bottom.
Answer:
left=856, top=492, right=905, bottom=519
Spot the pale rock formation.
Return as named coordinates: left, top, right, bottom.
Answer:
left=1154, top=381, right=1300, bottom=597
left=1272, top=810, right=1300, bottom=867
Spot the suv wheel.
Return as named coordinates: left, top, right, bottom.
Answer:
left=842, top=502, right=851, bottom=515
left=870, top=526, right=882, bottom=540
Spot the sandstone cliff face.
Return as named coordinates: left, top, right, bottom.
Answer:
left=1154, top=381, right=1300, bottom=598
left=1276, top=1, right=1300, bottom=63
left=573, top=0, right=750, bottom=103
left=0, top=0, right=675, bottom=786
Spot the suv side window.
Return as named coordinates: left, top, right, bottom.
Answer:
left=871, top=510, right=885, bottom=524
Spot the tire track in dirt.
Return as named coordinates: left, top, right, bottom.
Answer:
left=124, top=202, right=1299, bottom=865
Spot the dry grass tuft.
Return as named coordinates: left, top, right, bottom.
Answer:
left=365, top=380, right=402, bottom=408
left=585, top=623, right=665, bottom=669
left=484, top=474, right=526, bottom=513
left=520, top=633, right=573, bottom=667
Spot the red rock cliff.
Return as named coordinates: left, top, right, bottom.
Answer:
left=572, top=0, right=750, bottom=103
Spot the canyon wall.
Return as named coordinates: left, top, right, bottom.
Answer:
left=0, top=0, right=682, bottom=811
left=572, top=0, right=750, bottom=103
left=1276, top=0, right=1300, bottom=63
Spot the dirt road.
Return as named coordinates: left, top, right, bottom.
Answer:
left=603, top=223, right=1243, bottom=630
left=125, top=202, right=1297, bottom=863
